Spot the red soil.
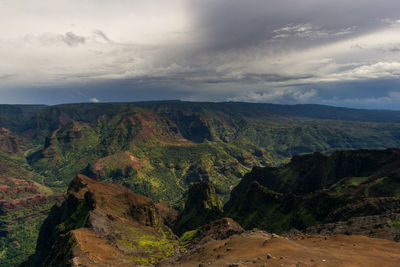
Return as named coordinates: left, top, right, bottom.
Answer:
left=159, top=232, right=400, bottom=267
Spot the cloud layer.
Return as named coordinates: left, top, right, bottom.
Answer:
left=2, top=0, right=400, bottom=108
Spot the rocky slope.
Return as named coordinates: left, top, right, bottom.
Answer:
left=15, top=101, right=400, bottom=204
left=174, top=182, right=223, bottom=235
left=0, top=127, right=62, bottom=267
left=3, top=102, right=400, bottom=265
left=159, top=230, right=400, bottom=267
left=224, top=149, right=400, bottom=235
left=0, top=128, right=33, bottom=155
left=305, top=213, right=400, bottom=241
left=0, top=105, right=46, bottom=133
left=25, top=174, right=179, bottom=266
left=155, top=202, right=179, bottom=228
left=22, top=165, right=400, bottom=266
left=0, top=192, right=62, bottom=267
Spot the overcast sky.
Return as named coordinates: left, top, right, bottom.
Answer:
left=2, top=0, right=400, bottom=109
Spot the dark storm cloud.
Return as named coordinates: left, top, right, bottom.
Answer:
left=198, top=73, right=315, bottom=85
left=3, top=0, right=400, bottom=109
left=188, top=0, right=400, bottom=52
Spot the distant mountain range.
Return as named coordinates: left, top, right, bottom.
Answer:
left=2, top=101, right=400, bottom=265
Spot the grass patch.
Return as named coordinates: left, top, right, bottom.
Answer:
left=179, top=229, right=200, bottom=247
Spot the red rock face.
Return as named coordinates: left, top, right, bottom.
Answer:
left=156, top=201, right=179, bottom=227
left=0, top=177, right=39, bottom=200
left=29, top=174, right=179, bottom=266
left=0, top=194, right=64, bottom=215
left=0, top=172, right=63, bottom=240
left=0, top=127, right=29, bottom=155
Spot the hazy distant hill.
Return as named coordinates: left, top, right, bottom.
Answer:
left=2, top=101, right=400, bottom=201
left=0, top=105, right=46, bottom=133
left=257, top=103, right=400, bottom=123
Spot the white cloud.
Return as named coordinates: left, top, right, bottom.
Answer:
left=3, top=0, right=400, bottom=106
left=0, top=0, right=194, bottom=88
left=336, top=62, right=400, bottom=79
left=228, top=88, right=317, bottom=103
left=272, top=24, right=354, bottom=40
left=89, top=97, right=100, bottom=103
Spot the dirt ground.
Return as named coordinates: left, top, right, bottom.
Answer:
left=158, top=232, right=400, bottom=267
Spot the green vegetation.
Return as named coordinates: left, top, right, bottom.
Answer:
left=0, top=105, right=46, bottom=133
left=330, top=177, right=370, bottom=194
left=174, top=182, right=223, bottom=235
left=393, top=219, right=400, bottom=228
left=0, top=131, right=56, bottom=267
left=26, top=175, right=179, bottom=267
left=117, top=227, right=177, bottom=265
left=224, top=149, right=400, bottom=233
left=179, top=229, right=200, bottom=247
left=27, top=121, right=101, bottom=192
left=0, top=202, right=57, bottom=267
left=364, top=177, right=400, bottom=197
left=2, top=102, right=400, bottom=265
left=56, top=198, right=92, bottom=233
left=23, top=102, right=400, bottom=205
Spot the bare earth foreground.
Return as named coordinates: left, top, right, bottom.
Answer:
left=158, top=231, right=400, bottom=267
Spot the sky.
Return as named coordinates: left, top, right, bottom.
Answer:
left=2, top=0, right=400, bottom=109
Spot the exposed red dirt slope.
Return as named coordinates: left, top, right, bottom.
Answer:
left=159, top=230, right=400, bottom=267
left=0, top=127, right=32, bottom=155
left=30, top=174, right=179, bottom=266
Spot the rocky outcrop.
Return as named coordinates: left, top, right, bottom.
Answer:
left=25, top=174, right=179, bottom=267
left=305, top=213, right=400, bottom=241
left=224, top=149, right=400, bottom=238
left=326, top=197, right=400, bottom=222
left=156, top=201, right=179, bottom=228
left=229, top=148, right=400, bottom=197
left=0, top=194, right=64, bottom=216
left=0, top=177, right=40, bottom=200
left=184, top=218, right=244, bottom=247
left=158, top=226, right=400, bottom=266
left=174, top=181, right=223, bottom=235
left=0, top=127, right=32, bottom=155
left=159, top=217, right=245, bottom=266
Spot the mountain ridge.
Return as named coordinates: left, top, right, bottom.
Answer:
left=25, top=174, right=178, bottom=267
left=3, top=102, right=400, bottom=265
left=224, top=148, right=400, bottom=235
